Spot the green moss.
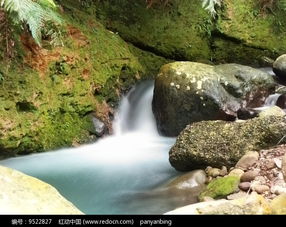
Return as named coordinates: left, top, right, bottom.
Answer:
left=94, top=0, right=213, bottom=61
left=215, top=0, right=286, bottom=60
left=199, top=176, right=240, bottom=200
left=0, top=0, right=169, bottom=158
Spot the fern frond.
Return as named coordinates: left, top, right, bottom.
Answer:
left=0, top=0, right=61, bottom=45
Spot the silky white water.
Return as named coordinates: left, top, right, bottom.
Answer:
left=0, top=81, right=182, bottom=214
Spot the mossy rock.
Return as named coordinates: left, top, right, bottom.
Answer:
left=152, top=61, right=275, bottom=136
left=94, top=0, right=213, bottom=61
left=169, top=115, right=286, bottom=171
left=199, top=176, right=240, bottom=201
left=0, top=0, right=169, bottom=158
left=214, top=0, right=286, bottom=64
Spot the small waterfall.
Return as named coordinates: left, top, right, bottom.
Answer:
left=0, top=81, right=186, bottom=214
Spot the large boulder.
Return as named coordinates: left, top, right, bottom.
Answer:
left=169, top=115, right=286, bottom=171
left=273, top=54, right=286, bottom=81
left=94, top=0, right=286, bottom=65
left=0, top=165, right=82, bottom=214
left=152, top=62, right=275, bottom=136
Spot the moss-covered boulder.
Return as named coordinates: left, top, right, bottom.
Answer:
left=0, top=165, right=82, bottom=214
left=199, top=176, right=240, bottom=201
left=0, top=1, right=169, bottom=158
left=152, top=61, right=275, bottom=136
left=214, top=0, right=286, bottom=65
left=94, top=0, right=286, bottom=65
left=169, top=115, right=286, bottom=171
left=94, top=0, right=213, bottom=61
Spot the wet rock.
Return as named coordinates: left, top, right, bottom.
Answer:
left=166, top=170, right=207, bottom=189
left=239, top=182, right=251, bottom=192
left=252, top=184, right=270, bottom=194
left=273, top=54, right=286, bottom=81
left=153, top=62, right=275, bottom=136
left=152, top=62, right=239, bottom=136
left=237, top=108, right=258, bottom=120
left=276, top=94, right=286, bottom=109
left=169, top=115, right=286, bottom=171
left=215, top=64, right=275, bottom=108
left=91, top=117, right=106, bottom=137
left=241, top=170, right=260, bottom=182
left=235, top=151, right=259, bottom=170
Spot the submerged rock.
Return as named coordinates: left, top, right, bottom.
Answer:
left=152, top=62, right=275, bottom=136
left=169, top=115, right=286, bottom=171
left=0, top=165, right=82, bottom=214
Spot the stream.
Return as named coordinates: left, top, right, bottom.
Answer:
left=0, top=81, right=184, bottom=214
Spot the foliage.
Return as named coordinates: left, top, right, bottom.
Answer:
left=0, top=0, right=61, bottom=48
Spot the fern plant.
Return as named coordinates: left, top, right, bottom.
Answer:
left=0, top=0, right=62, bottom=46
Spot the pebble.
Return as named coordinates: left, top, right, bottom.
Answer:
left=271, top=185, right=286, bottom=195
left=274, top=158, right=282, bottom=169
left=252, top=184, right=270, bottom=194
left=235, top=152, right=259, bottom=170
left=282, top=154, right=286, bottom=180
left=254, top=176, right=267, bottom=185
left=264, top=160, right=276, bottom=170
left=239, top=182, right=251, bottom=191
left=228, top=168, right=244, bottom=178
left=241, top=170, right=260, bottom=182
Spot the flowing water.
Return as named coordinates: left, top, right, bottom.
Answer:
left=0, top=81, right=185, bottom=214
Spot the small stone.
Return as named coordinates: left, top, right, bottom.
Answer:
left=254, top=176, right=267, bottom=185
left=228, top=168, right=244, bottom=178
left=241, top=170, right=260, bottom=182
left=264, top=159, right=276, bottom=170
left=219, top=166, right=228, bottom=176
left=281, top=154, right=286, bottom=180
left=274, top=158, right=282, bottom=169
left=205, top=167, right=221, bottom=178
left=235, top=151, right=259, bottom=170
left=252, top=184, right=270, bottom=194
left=239, top=182, right=251, bottom=191
left=271, top=185, right=286, bottom=195
left=175, top=84, right=180, bottom=89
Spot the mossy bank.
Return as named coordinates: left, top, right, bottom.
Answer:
left=0, top=0, right=169, bottom=158
left=94, top=0, right=286, bottom=65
